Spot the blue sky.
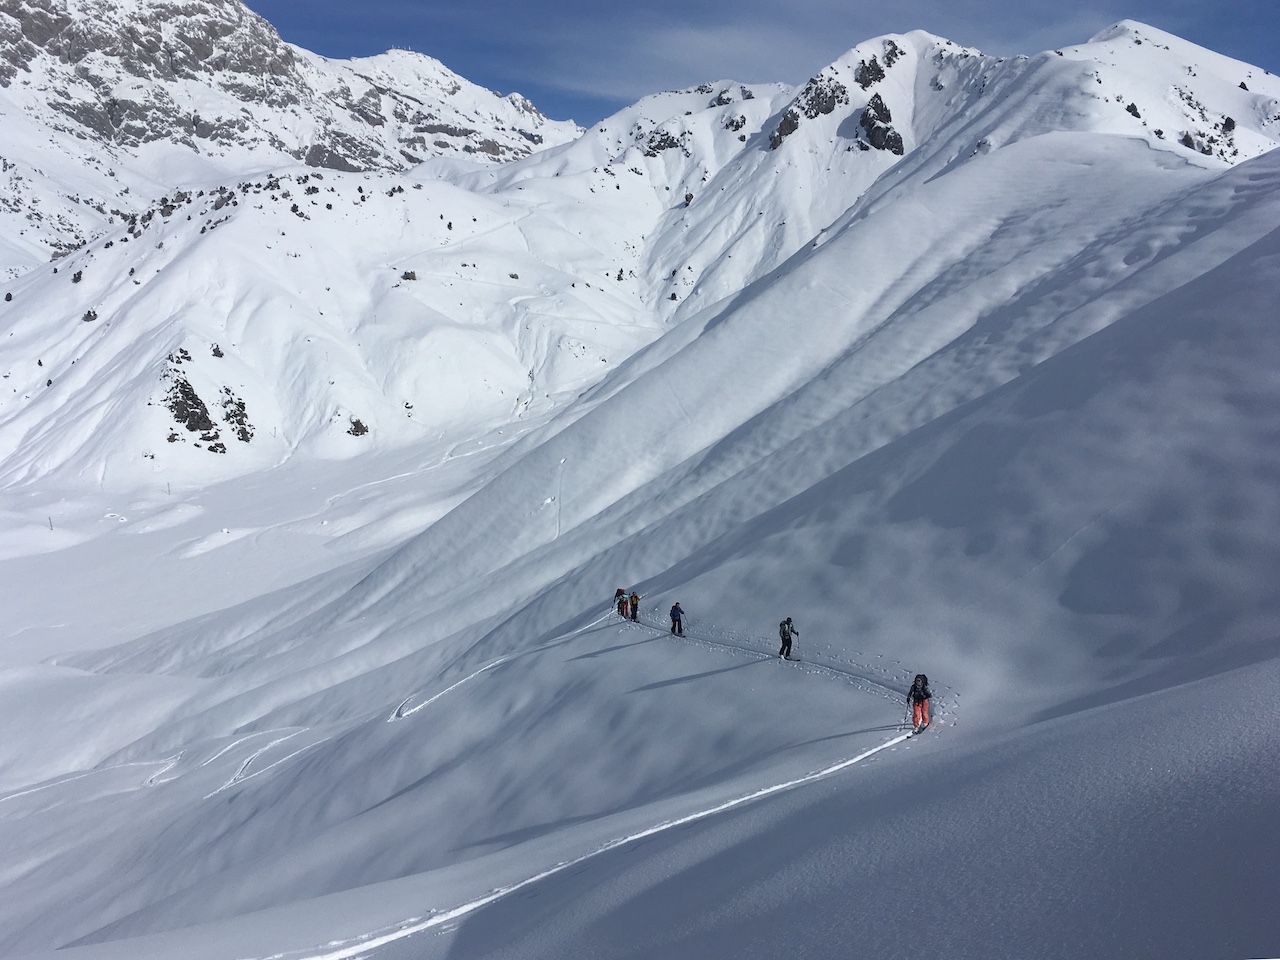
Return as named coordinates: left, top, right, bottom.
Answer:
left=242, top=0, right=1279, bottom=124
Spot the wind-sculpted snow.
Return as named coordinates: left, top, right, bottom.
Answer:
left=1, top=13, right=1279, bottom=960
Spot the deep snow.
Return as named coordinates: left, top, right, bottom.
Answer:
left=0, top=10, right=1278, bottom=960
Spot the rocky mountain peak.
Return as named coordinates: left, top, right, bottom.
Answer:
left=0, top=0, right=294, bottom=88
left=0, top=0, right=578, bottom=172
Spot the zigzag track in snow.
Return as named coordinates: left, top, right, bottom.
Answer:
left=0, top=754, right=195, bottom=807
left=205, top=731, right=332, bottom=799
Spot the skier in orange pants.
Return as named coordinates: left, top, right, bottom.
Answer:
left=907, top=674, right=931, bottom=732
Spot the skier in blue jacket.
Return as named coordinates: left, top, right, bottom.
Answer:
left=669, top=602, right=685, bottom=636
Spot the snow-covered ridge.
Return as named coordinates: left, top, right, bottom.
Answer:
left=0, top=0, right=580, bottom=274
left=1, top=18, right=1278, bottom=499
left=0, top=0, right=577, bottom=165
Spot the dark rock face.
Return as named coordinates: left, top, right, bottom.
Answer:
left=769, top=110, right=799, bottom=149
left=0, top=0, right=298, bottom=97
left=856, top=57, right=885, bottom=90
left=219, top=386, right=252, bottom=442
left=862, top=93, right=892, bottom=126
left=794, top=72, right=850, bottom=120
left=859, top=93, right=904, bottom=154
left=165, top=372, right=217, bottom=438
left=645, top=128, right=688, bottom=157
left=769, top=70, right=850, bottom=148
left=159, top=347, right=255, bottom=450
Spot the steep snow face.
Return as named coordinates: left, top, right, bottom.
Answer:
left=0, top=17, right=1278, bottom=541
left=0, top=0, right=579, bottom=275
left=465, top=26, right=1280, bottom=333
left=0, top=18, right=1277, bottom=528
left=0, top=168, right=661, bottom=495
left=1, top=145, right=1277, bottom=959
left=1072, top=19, right=1279, bottom=160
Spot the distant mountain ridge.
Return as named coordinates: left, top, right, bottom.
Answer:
left=0, top=0, right=580, bottom=274
left=0, top=14, right=1277, bottom=498
left=0, top=0, right=576, bottom=166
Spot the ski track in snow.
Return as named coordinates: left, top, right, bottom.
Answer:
left=206, top=731, right=332, bottom=799
left=265, top=729, right=918, bottom=960
left=144, top=752, right=183, bottom=786
left=200, top=732, right=276, bottom=768
left=390, top=658, right=512, bottom=721
left=0, top=756, right=185, bottom=806
left=388, top=610, right=618, bottom=721
left=282, top=610, right=939, bottom=959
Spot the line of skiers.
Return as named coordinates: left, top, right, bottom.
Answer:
left=615, top=588, right=685, bottom=635
left=612, top=589, right=932, bottom=732
left=614, top=588, right=641, bottom=622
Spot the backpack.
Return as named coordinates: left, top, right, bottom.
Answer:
left=779, top=620, right=792, bottom=640
left=911, top=674, right=931, bottom=700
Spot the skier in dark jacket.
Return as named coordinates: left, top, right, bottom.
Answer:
left=615, top=588, right=628, bottom=618
left=778, top=617, right=798, bottom=659
left=907, top=674, right=932, bottom=732
left=669, top=602, right=685, bottom=636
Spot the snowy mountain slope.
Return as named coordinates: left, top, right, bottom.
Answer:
left=4, top=20, right=1279, bottom=508
left=0, top=14, right=1279, bottom=960
left=2, top=149, right=1277, bottom=958
left=470, top=23, right=1280, bottom=323
left=0, top=165, right=675, bottom=501
left=0, top=0, right=579, bottom=277
left=273, top=134, right=1273, bottom=688
left=1, top=106, right=1275, bottom=960
left=406, top=659, right=1280, bottom=960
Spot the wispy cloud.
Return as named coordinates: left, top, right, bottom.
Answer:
left=244, top=0, right=1280, bottom=123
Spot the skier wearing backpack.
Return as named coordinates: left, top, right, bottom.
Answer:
left=615, top=588, right=628, bottom=618
left=628, top=591, right=640, bottom=622
left=778, top=617, right=798, bottom=659
left=669, top=602, right=685, bottom=636
left=907, top=674, right=931, bottom=732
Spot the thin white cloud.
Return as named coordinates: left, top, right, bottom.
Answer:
left=528, top=21, right=832, bottom=102
left=489, top=0, right=1156, bottom=108
left=251, top=0, right=1280, bottom=122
